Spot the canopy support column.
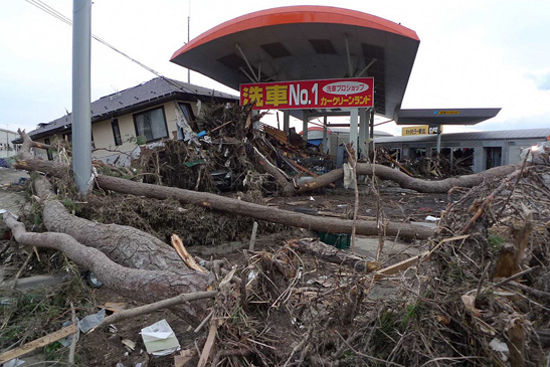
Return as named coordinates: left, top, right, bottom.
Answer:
left=349, top=108, right=358, bottom=159
left=283, top=110, right=290, bottom=134
left=369, top=108, right=375, bottom=156
left=359, top=108, right=368, bottom=158
left=302, top=111, right=309, bottom=142
left=322, top=115, right=328, bottom=154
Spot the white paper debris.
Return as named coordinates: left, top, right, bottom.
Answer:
left=489, top=338, right=508, bottom=353
left=425, top=215, right=440, bottom=222
left=489, top=338, right=509, bottom=361
left=141, top=319, right=180, bottom=355
left=2, top=358, right=25, bottom=367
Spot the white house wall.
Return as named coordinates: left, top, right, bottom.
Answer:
left=32, top=100, right=199, bottom=165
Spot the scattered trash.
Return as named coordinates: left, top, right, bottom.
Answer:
left=489, top=338, right=509, bottom=361
left=78, top=308, right=105, bottom=333
left=141, top=319, right=180, bottom=355
left=2, top=358, right=24, bottom=367
left=0, top=297, right=14, bottom=306
left=122, top=339, right=136, bottom=351
left=87, top=272, right=103, bottom=288
left=425, top=215, right=440, bottom=221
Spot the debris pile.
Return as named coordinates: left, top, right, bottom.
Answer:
left=137, top=103, right=332, bottom=194
left=2, top=115, right=550, bottom=366
left=376, top=146, right=475, bottom=177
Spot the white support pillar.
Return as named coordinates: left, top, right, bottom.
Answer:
left=359, top=108, right=368, bottom=158
left=369, top=108, right=375, bottom=154
left=302, top=111, right=309, bottom=142
left=322, top=115, right=328, bottom=154
left=349, top=108, right=359, bottom=159
left=283, top=110, right=290, bottom=133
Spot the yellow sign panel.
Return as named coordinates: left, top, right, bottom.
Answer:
left=402, top=125, right=442, bottom=136
left=435, top=110, right=460, bottom=115
left=402, top=125, right=429, bottom=136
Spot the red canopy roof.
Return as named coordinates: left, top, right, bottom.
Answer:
left=171, top=6, right=420, bottom=118
left=172, top=6, right=419, bottom=58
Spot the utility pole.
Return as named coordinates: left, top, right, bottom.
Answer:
left=187, top=1, right=191, bottom=83
left=72, top=0, right=92, bottom=193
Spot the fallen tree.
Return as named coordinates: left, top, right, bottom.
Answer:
left=2, top=211, right=211, bottom=324
left=288, top=162, right=520, bottom=195
left=14, top=130, right=434, bottom=240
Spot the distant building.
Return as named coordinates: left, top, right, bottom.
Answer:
left=302, top=126, right=392, bottom=151
left=0, top=128, right=18, bottom=159
left=376, top=128, right=550, bottom=172
left=19, top=77, right=238, bottom=165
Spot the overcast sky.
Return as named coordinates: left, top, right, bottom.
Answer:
left=1, top=0, right=549, bottom=136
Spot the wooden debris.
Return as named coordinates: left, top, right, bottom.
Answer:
left=174, top=348, right=198, bottom=367
left=288, top=238, right=380, bottom=273
left=171, top=234, right=207, bottom=273
left=93, top=291, right=217, bottom=331
left=198, top=321, right=218, bottom=367
left=374, top=234, right=470, bottom=279
left=248, top=221, right=259, bottom=251
left=0, top=324, right=77, bottom=363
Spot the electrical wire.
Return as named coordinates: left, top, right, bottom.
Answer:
left=25, top=0, right=165, bottom=79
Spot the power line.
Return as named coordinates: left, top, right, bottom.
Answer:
left=25, top=0, right=164, bottom=78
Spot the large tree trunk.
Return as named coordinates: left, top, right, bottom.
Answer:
left=3, top=212, right=211, bottom=324
left=44, top=201, right=187, bottom=272
left=13, top=131, right=434, bottom=240
left=289, top=163, right=520, bottom=195
left=95, top=174, right=434, bottom=240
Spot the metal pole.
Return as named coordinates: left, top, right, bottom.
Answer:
left=187, top=11, right=190, bottom=83
left=302, top=111, right=309, bottom=142
left=359, top=108, right=367, bottom=158
left=283, top=110, right=290, bottom=134
left=322, top=115, right=328, bottom=154
left=349, top=108, right=358, bottom=160
left=436, top=130, right=442, bottom=153
left=72, top=0, right=92, bottom=193
left=369, top=108, right=375, bottom=155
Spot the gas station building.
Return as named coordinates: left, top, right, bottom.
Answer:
left=170, top=6, right=508, bottom=168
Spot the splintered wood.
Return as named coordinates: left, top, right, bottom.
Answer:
left=171, top=234, right=207, bottom=273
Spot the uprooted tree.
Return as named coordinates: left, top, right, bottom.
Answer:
left=3, top=107, right=550, bottom=365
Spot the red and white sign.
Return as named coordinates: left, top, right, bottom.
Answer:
left=240, top=77, right=374, bottom=110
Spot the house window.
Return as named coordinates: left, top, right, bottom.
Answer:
left=111, top=119, right=122, bottom=146
left=178, top=103, right=194, bottom=124
left=44, top=138, right=53, bottom=160
left=133, top=107, right=168, bottom=143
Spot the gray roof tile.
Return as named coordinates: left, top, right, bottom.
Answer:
left=27, top=77, right=238, bottom=139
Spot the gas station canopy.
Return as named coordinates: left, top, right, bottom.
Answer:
left=396, top=108, right=502, bottom=125
left=170, top=6, right=420, bottom=118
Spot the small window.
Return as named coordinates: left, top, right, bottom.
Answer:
left=133, top=107, right=168, bottom=143
left=178, top=103, right=194, bottom=124
left=111, top=119, right=122, bottom=146
left=44, top=138, right=53, bottom=160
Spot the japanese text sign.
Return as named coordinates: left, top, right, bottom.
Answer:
left=402, top=125, right=443, bottom=136
left=240, top=78, right=374, bottom=110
